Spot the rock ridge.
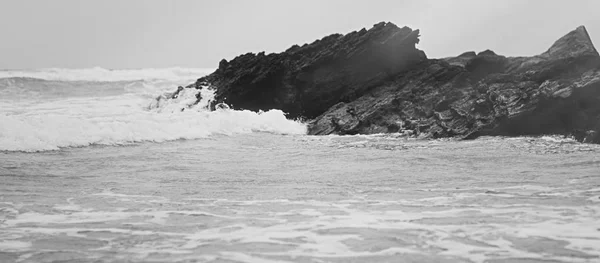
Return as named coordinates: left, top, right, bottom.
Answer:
left=192, top=22, right=426, bottom=119
left=177, top=23, right=600, bottom=143
left=309, top=25, right=600, bottom=143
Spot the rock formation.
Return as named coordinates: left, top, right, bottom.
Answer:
left=191, top=22, right=426, bottom=119
left=309, top=26, right=600, bottom=144
left=179, top=23, right=600, bottom=144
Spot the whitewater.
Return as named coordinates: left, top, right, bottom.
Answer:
left=0, top=68, right=305, bottom=152
left=1, top=68, right=600, bottom=263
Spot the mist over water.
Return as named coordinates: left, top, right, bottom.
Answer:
left=1, top=68, right=600, bottom=262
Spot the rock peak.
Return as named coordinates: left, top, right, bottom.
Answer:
left=542, top=25, right=599, bottom=59
left=197, top=22, right=426, bottom=119
left=372, top=21, right=398, bottom=29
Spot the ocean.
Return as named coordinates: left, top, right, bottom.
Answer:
left=1, top=68, right=599, bottom=263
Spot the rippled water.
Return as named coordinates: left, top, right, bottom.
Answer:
left=1, top=134, right=599, bottom=263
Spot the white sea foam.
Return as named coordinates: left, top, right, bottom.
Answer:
left=0, top=240, right=31, bottom=251
left=0, top=102, right=306, bottom=152
left=0, top=68, right=306, bottom=152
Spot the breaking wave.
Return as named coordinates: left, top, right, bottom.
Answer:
left=0, top=68, right=307, bottom=152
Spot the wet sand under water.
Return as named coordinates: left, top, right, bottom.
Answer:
left=1, top=134, right=600, bottom=263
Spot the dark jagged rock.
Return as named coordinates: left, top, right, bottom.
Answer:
left=176, top=23, right=600, bottom=144
left=310, top=26, right=600, bottom=143
left=193, top=22, right=426, bottom=119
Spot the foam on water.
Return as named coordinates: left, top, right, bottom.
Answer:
left=1, top=132, right=599, bottom=262
left=3, top=189, right=599, bottom=262
left=0, top=68, right=306, bottom=152
left=2, top=68, right=600, bottom=262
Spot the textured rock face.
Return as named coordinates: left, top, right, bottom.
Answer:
left=309, top=26, right=600, bottom=143
left=193, top=22, right=426, bottom=119
left=180, top=23, right=600, bottom=143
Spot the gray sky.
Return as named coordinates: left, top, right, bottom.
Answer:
left=1, top=0, right=599, bottom=69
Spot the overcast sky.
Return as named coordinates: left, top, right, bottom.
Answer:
left=1, top=0, right=599, bottom=69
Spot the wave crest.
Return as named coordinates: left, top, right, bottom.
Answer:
left=0, top=81, right=307, bottom=152
left=0, top=108, right=306, bottom=152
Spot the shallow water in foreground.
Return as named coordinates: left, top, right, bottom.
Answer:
left=1, top=134, right=599, bottom=263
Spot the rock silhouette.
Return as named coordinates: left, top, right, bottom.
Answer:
left=180, top=23, right=600, bottom=143
left=194, top=22, right=425, bottom=119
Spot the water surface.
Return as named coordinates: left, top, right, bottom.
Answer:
left=1, top=68, right=599, bottom=262
left=2, top=134, right=599, bottom=263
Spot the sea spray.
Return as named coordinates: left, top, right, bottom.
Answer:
left=0, top=68, right=306, bottom=152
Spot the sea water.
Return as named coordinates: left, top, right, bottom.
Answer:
left=1, top=68, right=599, bottom=263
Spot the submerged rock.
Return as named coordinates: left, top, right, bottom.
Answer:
left=177, top=23, right=600, bottom=143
